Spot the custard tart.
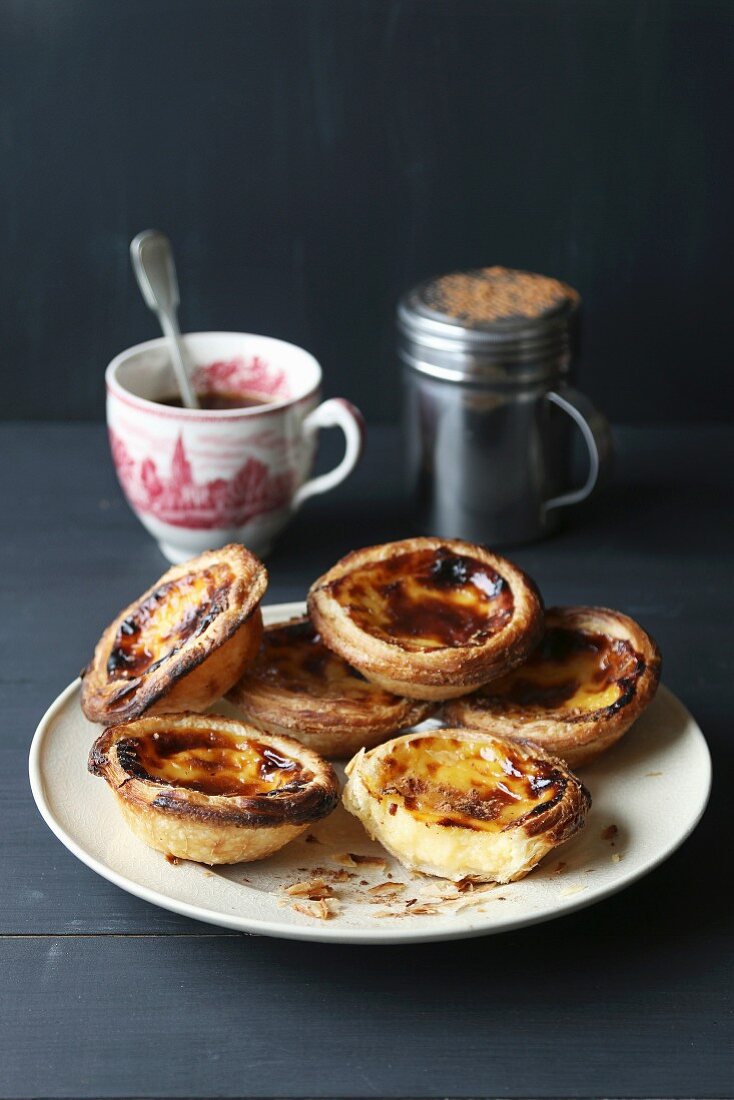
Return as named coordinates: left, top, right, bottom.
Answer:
left=227, top=616, right=435, bottom=758
left=81, top=545, right=267, bottom=724
left=308, top=537, right=543, bottom=701
left=343, top=728, right=590, bottom=883
left=445, top=606, right=661, bottom=767
left=89, top=713, right=339, bottom=864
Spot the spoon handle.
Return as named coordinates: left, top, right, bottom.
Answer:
left=130, top=230, right=199, bottom=409
left=158, top=311, right=199, bottom=410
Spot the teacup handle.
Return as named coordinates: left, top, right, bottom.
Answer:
left=544, top=387, right=614, bottom=512
left=293, top=398, right=365, bottom=508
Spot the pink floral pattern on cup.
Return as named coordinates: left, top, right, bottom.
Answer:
left=192, top=356, right=289, bottom=400
left=110, top=430, right=297, bottom=530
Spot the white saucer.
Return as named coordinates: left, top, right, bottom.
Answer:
left=29, top=602, right=711, bottom=944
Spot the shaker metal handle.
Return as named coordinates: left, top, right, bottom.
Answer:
left=544, top=387, right=613, bottom=512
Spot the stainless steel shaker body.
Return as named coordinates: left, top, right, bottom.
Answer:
left=398, top=268, right=612, bottom=546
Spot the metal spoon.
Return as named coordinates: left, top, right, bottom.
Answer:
left=130, top=230, right=199, bottom=409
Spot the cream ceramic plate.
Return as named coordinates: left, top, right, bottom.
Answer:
left=29, top=602, right=711, bottom=944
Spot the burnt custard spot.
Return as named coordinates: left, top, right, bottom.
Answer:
left=329, top=547, right=514, bottom=651
left=373, top=735, right=565, bottom=832
left=119, top=729, right=310, bottom=798
left=479, top=627, right=645, bottom=714
left=252, top=620, right=397, bottom=703
left=106, top=565, right=234, bottom=681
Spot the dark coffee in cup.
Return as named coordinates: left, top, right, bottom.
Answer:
left=158, top=390, right=271, bottom=410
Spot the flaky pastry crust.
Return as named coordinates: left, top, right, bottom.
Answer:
left=343, top=728, right=590, bottom=883
left=445, top=606, right=661, bottom=766
left=227, top=616, right=435, bottom=758
left=307, top=538, right=544, bottom=701
left=81, top=544, right=267, bottom=725
left=88, top=712, right=339, bottom=864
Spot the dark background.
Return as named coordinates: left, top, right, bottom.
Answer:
left=2, top=8, right=733, bottom=1097
left=2, top=0, right=734, bottom=425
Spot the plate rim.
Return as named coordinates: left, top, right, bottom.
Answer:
left=29, top=602, right=712, bottom=945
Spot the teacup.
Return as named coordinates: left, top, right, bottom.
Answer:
left=106, top=331, right=365, bottom=562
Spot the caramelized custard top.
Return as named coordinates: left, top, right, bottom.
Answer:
left=119, top=728, right=309, bottom=798
left=329, top=547, right=514, bottom=651
left=371, top=735, right=564, bottom=832
left=107, top=565, right=234, bottom=681
left=479, top=627, right=644, bottom=714
left=251, top=619, right=398, bottom=703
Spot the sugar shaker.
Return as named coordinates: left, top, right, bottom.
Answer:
left=398, top=266, right=612, bottom=545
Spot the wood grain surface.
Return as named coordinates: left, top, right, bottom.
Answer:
left=1, top=423, right=732, bottom=1098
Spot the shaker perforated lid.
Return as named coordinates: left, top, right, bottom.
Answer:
left=397, top=267, right=580, bottom=370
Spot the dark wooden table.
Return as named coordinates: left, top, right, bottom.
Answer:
left=2, top=422, right=732, bottom=1100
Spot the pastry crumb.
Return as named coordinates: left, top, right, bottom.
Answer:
left=285, top=878, right=334, bottom=900
left=165, top=854, right=180, bottom=866
left=611, top=852, right=623, bottom=863
left=292, top=899, right=333, bottom=920
left=368, top=881, right=406, bottom=897
left=348, top=853, right=388, bottom=867
left=444, top=891, right=497, bottom=914
left=552, top=861, right=567, bottom=875
left=431, top=886, right=485, bottom=903
left=454, top=876, right=487, bottom=892
left=601, top=824, right=618, bottom=841
left=333, top=853, right=357, bottom=866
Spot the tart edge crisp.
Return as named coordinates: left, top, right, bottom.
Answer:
left=445, top=606, right=662, bottom=766
left=307, top=537, right=544, bottom=701
left=227, top=615, right=436, bottom=757
left=88, top=712, right=339, bottom=865
left=343, top=729, right=591, bottom=883
left=81, top=544, right=267, bottom=724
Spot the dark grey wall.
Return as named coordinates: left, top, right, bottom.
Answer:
left=2, top=0, right=733, bottom=423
